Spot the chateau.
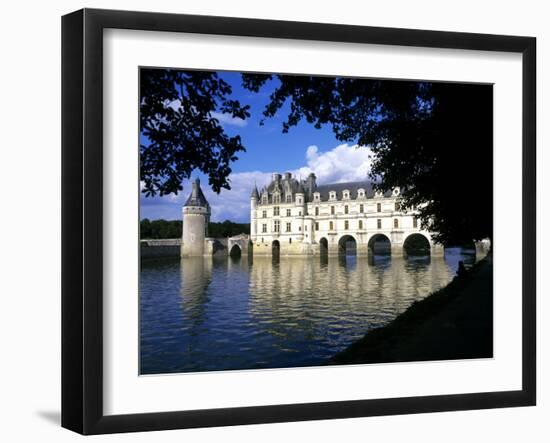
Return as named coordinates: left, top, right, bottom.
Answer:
left=249, top=172, right=442, bottom=257
left=179, top=172, right=443, bottom=258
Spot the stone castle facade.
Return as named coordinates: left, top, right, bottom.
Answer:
left=249, top=172, right=442, bottom=257
left=180, top=173, right=443, bottom=257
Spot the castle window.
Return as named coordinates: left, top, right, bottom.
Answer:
left=377, top=219, right=382, bottom=229
left=329, top=191, right=336, bottom=200
left=358, top=189, right=365, bottom=198
left=315, top=207, right=319, bottom=216
left=262, top=196, right=267, bottom=204
left=273, top=194, right=280, bottom=204
left=358, top=220, right=363, bottom=230
left=274, top=206, right=279, bottom=216
left=343, top=191, right=349, bottom=199
left=299, top=226, right=302, bottom=231
left=289, top=238, right=292, bottom=243
left=377, top=203, right=382, bottom=212
left=286, top=222, right=291, bottom=232
left=314, top=192, right=320, bottom=202
left=394, top=202, right=398, bottom=211
left=262, top=224, right=267, bottom=233
left=286, top=194, right=292, bottom=203
left=344, top=220, right=349, bottom=230
left=344, top=205, right=349, bottom=214
left=413, top=217, right=418, bottom=228
left=359, top=204, right=364, bottom=213
left=261, top=237, right=264, bottom=243
left=299, top=211, right=302, bottom=216
left=262, top=210, right=267, bottom=218
left=315, top=222, right=319, bottom=231
left=331, top=206, right=335, bottom=215
left=394, top=218, right=399, bottom=228
left=286, top=208, right=291, bottom=217
left=329, top=221, right=334, bottom=230
left=274, top=220, right=280, bottom=232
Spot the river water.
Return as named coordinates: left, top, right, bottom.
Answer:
left=140, top=248, right=475, bottom=374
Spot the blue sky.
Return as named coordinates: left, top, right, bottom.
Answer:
left=140, top=71, right=373, bottom=223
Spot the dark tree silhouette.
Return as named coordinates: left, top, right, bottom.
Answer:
left=140, top=69, right=250, bottom=197
left=242, top=74, right=493, bottom=245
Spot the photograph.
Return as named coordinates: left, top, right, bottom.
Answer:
left=138, top=67, right=494, bottom=375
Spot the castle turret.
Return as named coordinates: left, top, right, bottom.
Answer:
left=181, top=178, right=210, bottom=257
left=295, top=181, right=305, bottom=206
left=250, top=185, right=259, bottom=239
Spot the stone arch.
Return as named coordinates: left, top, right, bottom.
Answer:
left=368, top=233, right=391, bottom=255
left=403, top=233, right=431, bottom=256
left=272, top=240, right=280, bottom=258
left=319, top=237, right=329, bottom=255
left=229, top=244, right=242, bottom=258
left=338, top=234, right=357, bottom=256
left=212, top=239, right=226, bottom=255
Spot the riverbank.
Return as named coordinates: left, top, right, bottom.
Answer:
left=328, top=254, right=493, bottom=365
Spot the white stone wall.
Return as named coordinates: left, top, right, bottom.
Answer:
left=181, top=206, right=209, bottom=256
left=251, top=193, right=439, bottom=256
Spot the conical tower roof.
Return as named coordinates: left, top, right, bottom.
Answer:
left=184, top=178, right=210, bottom=208
left=250, top=185, right=259, bottom=199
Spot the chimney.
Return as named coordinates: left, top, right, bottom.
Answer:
left=306, top=172, right=316, bottom=198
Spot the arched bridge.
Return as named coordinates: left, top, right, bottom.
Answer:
left=227, top=234, right=250, bottom=257
left=318, top=228, right=444, bottom=257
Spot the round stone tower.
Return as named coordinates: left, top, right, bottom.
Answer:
left=181, top=178, right=210, bottom=257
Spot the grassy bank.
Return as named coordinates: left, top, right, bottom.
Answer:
left=329, top=255, right=493, bottom=365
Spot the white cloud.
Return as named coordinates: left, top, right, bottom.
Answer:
left=210, top=112, right=248, bottom=128
left=292, top=144, right=372, bottom=185
left=140, top=143, right=373, bottom=222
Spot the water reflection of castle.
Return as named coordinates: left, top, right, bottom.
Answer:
left=179, top=254, right=460, bottom=330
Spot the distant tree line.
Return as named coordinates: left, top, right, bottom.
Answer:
left=140, top=218, right=250, bottom=239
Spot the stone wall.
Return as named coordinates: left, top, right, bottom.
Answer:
left=140, top=239, right=181, bottom=259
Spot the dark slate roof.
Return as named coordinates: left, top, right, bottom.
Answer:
left=265, top=176, right=301, bottom=194
left=315, top=181, right=392, bottom=201
left=184, top=178, right=210, bottom=208
left=254, top=172, right=393, bottom=204
left=250, top=186, right=259, bottom=199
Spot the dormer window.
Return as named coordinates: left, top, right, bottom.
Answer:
left=342, top=190, right=350, bottom=200
left=286, top=194, right=292, bottom=203
left=375, top=190, right=383, bottom=198
left=393, top=187, right=400, bottom=196
left=357, top=188, right=365, bottom=199
left=313, top=192, right=320, bottom=202
left=273, top=193, right=280, bottom=204
left=262, top=195, right=268, bottom=204
left=329, top=191, right=336, bottom=201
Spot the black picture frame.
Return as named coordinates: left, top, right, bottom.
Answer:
left=61, top=8, right=536, bottom=435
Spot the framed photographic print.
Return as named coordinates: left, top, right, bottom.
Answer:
left=61, top=8, right=536, bottom=434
